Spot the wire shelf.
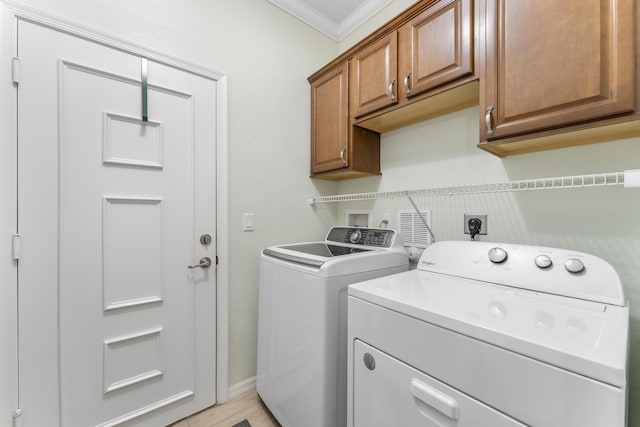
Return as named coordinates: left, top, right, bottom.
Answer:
left=308, top=171, right=631, bottom=205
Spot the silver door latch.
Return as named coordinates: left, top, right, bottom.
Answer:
left=188, top=257, right=212, bottom=269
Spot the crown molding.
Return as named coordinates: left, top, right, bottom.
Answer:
left=267, top=0, right=338, bottom=39
left=338, top=0, right=391, bottom=40
left=267, top=0, right=392, bottom=41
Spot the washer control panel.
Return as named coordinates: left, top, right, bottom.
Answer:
left=326, top=227, right=396, bottom=248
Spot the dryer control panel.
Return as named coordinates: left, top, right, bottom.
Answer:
left=418, top=241, right=624, bottom=306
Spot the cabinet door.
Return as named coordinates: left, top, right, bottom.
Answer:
left=400, top=0, right=473, bottom=99
left=310, top=62, right=349, bottom=173
left=481, top=0, right=634, bottom=141
left=353, top=32, right=398, bottom=118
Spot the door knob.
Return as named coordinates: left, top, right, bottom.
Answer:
left=188, top=257, right=212, bottom=269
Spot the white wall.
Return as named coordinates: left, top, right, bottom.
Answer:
left=2, top=0, right=339, bottom=395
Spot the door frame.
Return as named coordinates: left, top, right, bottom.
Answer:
left=0, top=1, right=230, bottom=423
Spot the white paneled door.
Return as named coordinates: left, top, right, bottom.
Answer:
left=17, top=19, right=217, bottom=427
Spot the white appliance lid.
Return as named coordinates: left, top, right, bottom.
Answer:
left=263, top=243, right=372, bottom=267
left=261, top=227, right=408, bottom=270
left=349, top=271, right=628, bottom=387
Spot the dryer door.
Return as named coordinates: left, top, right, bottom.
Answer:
left=353, top=340, right=525, bottom=427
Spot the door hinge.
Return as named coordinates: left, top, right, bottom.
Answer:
left=13, top=409, right=22, bottom=427
left=12, top=57, right=20, bottom=85
left=12, top=234, right=21, bottom=260
left=215, top=255, right=219, bottom=265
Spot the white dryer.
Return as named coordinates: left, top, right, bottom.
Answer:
left=257, top=227, right=409, bottom=427
left=348, top=241, right=629, bottom=427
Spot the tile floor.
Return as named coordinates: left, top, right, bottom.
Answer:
left=170, top=390, right=281, bottom=427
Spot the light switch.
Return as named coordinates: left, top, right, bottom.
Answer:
left=243, top=213, right=254, bottom=231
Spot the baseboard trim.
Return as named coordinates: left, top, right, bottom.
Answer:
left=229, top=376, right=256, bottom=399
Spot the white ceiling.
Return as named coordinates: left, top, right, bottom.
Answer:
left=266, top=0, right=393, bottom=41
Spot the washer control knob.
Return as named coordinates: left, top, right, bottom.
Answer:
left=535, top=255, right=553, bottom=269
left=349, top=230, right=362, bottom=244
left=488, top=247, right=508, bottom=264
left=565, top=258, right=585, bottom=274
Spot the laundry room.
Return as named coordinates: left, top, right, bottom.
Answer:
left=0, top=0, right=638, bottom=426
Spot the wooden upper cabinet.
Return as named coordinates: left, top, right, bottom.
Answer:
left=309, top=62, right=381, bottom=179
left=399, top=0, right=473, bottom=99
left=310, top=62, right=349, bottom=174
left=352, top=32, right=399, bottom=118
left=480, top=0, right=635, bottom=142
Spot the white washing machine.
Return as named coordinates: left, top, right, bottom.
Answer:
left=257, top=227, right=409, bottom=427
left=347, top=241, right=629, bottom=427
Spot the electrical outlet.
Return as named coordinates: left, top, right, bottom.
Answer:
left=464, top=214, right=487, bottom=235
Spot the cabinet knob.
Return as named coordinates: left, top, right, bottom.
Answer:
left=388, top=78, right=396, bottom=102
left=404, top=71, right=412, bottom=97
left=340, top=146, right=347, bottom=166
left=485, top=105, right=495, bottom=137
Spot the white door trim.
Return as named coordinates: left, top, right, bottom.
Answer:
left=0, top=2, right=230, bottom=424
left=0, top=3, right=19, bottom=425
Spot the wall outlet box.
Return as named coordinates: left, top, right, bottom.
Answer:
left=346, top=210, right=371, bottom=227
left=464, top=214, right=487, bottom=235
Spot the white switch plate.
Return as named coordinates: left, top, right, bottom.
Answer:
left=243, top=213, right=254, bottom=231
